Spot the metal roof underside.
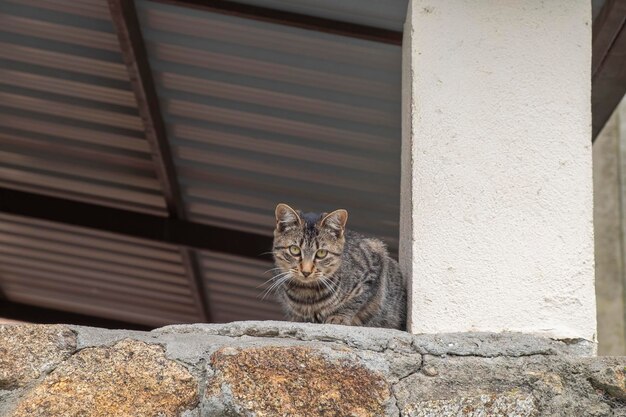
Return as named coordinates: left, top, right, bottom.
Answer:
left=136, top=0, right=402, bottom=249
left=0, top=0, right=402, bottom=326
left=0, top=0, right=167, bottom=215
left=0, top=213, right=200, bottom=326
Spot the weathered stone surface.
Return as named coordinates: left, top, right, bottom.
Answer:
left=156, top=321, right=594, bottom=356
left=0, top=322, right=625, bottom=416
left=157, top=321, right=417, bottom=354
left=395, top=356, right=539, bottom=416
left=394, top=355, right=626, bottom=417
left=0, top=324, right=76, bottom=389
left=205, top=346, right=393, bottom=417
left=588, top=358, right=626, bottom=401
left=411, top=331, right=595, bottom=357
left=402, top=392, right=537, bottom=417
left=9, top=339, right=198, bottom=417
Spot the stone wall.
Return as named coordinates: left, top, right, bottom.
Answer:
left=0, top=322, right=624, bottom=416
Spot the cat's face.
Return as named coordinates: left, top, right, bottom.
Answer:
left=273, top=203, right=347, bottom=283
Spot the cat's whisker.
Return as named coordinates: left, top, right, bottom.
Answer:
left=324, top=277, right=337, bottom=295
left=319, top=274, right=338, bottom=296
left=319, top=276, right=333, bottom=294
left=260, top=273, right=292, bottom=300
left=262, top=267, right=282, bottom=275
left=315, top=274, right=330, bottom=290
left=260, top=282, right=278, bottom=300
left=257, top=271, right=291, bottom=289
left=261, top=270, right=294, bottom=294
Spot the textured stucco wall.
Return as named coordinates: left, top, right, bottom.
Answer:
left=0, top=322, right=623, bottom=417
left=401, top=0, right=596, bottom=340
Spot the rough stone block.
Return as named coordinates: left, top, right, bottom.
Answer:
left=205, top=346, right=394, bottom=417
left=0, top=324, right=76, bottom=389
left=402, top=392, right=537, bottom=417
left=588, top=358, right=626, bottom=401
left=8, top=339, right=198, bottom=417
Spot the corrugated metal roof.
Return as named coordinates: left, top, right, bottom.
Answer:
left=0, top=0, right=402, bottom=327
left=200, top=251, right=282, bottom=323
left=0, top=213, right=202, bottom=326
left=0, top=0, right=167, bottom=215
left=136, top=0, right=401, bottom=252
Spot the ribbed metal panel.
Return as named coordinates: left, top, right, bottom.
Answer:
left=137, top=0, right=401, bottom=251
left=0, top=213, right=201, bottom=326
left=0, top=0, right=167, bottom=215
left=199, top=251, right=282, bottom=323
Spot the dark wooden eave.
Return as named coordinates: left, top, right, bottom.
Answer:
left=107, top=0, right=211, bottom=321
left=592, top=0, right=626, bottom=140
left=107, top=0, right=183, bottom=216
left=0, top=299, right=152, bottom=331
left=150, top=0, right=403, bottom=45
left=0, top=188, right=274, bottom=260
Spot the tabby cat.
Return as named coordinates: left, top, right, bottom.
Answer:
left=271, top=203, right=406, bottom=330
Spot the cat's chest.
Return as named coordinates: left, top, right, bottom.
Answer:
left=282, top=286, right=338, bottom=321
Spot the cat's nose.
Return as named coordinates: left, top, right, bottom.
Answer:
left=301, top=260, right=314, bottom=277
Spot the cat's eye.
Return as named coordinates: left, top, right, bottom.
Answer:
left=315, top=249, right=328, bottom=259
left=289, top=245, right=301, bottom=256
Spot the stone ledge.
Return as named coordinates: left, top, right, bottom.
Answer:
left=0, top=322, right=622, bottom=416
left=153, top=321, right=595, bottom=357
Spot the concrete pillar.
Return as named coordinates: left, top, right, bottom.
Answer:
left=400, top=0, right=596, bottom=341
left=594, top=97, right=626, bottom=355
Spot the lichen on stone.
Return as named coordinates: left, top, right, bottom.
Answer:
left=402, top=392, right=537, bottom=417
left=206, top=346, right=391, bottom=417
left=9, top=339, right=198, bottom=417
left=589, top=362, right=626, bottom=401
left=0, top=324, right=76, bottom=390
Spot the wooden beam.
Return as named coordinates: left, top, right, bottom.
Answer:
left=0, top=188, right=274, bottom=260
left=0, top=298, right=152, bottom=330
left=150, top=0, right=403, bottom=45
left=592, top=0, right=626, bottom=140
left=108, top=0, right=208, bottom=322
left=107, top=0, right=182, bottom=215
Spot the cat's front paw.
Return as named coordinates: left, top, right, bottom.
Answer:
left=325, top=315, right=351, bottom=325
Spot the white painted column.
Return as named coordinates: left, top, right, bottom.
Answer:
left=400, top=0, right=596, bottom=341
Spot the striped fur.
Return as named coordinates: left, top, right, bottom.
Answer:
left=271, top=203, right=406, bottom=330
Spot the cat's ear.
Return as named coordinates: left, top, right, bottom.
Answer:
left=275, top=203, right=301, bottom=232
left=320, top=209, right=348, bottom=238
